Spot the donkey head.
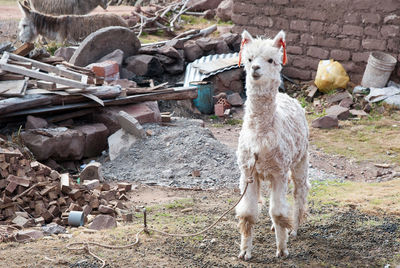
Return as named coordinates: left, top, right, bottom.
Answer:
left=99, top=0, right=110, bottom=10
left=18, top=1, right=37, bottom=43
left=240, top=30, right=286, bottom=86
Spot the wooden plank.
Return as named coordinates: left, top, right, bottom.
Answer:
left=0, top=80, right=26, bottom=95
left=5, top=53, right=88, bottom=83
left=37, top=80, right=56, bottom=90
left=13, top=43, right=34, bottom=56
left=0, top=62, right=88, bottom=89
left=26, top=88, right=70, bottom=96
left=0, top=94, right=53, bottom=115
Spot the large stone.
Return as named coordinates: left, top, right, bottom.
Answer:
left=80, top=162, right=103, bottom=182
left=326, top=91, right=353, bottom=104
left=69, top=26, right=140, bottom=67
left=311, top=115, right=339, bottom=129
left=108, top=129, right=137, bottom=161
left=12, top=215, right=30, bottom=228
left=188, top=0, right=224, bottom=11
left=54, top=47, right=77, bottom=61
left=74, top=123, right=109, bottom=157
left=125, top=54, right=163, bottom=76
left=163, top=59, right=185, bottom=74
left=117, top=111, right=146, bottom=138
left=220, top=32, right=240, bottom=46
left=196, top=37, right=220, bottom=51
left=326, top=105, right=350, bottom=120
left=17, top=229, right=44, bottom=240
left=158, top=45, right=183, bottom=61
left=165, top=39, right=185, bottom=49
left=88, top=215, right=117, bottom=230
left=215, top=39, right=231, bottom=54
left=94, top=102, right=161, bottom=134
left=97, top=49, right=124, bottom=67
left=227, top=92, right=244, bottom=106
left=216, top=0, right=233, bottom=21
left=184, top=40, right=203, bottom=62
left=25, top=115, right=48, bottom=130
left=20, top=128, right=85, bottom=161
left=206, top=68, right=244, bottom=95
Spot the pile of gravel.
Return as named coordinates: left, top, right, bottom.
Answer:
left=101, top=118, right=241, bottom=188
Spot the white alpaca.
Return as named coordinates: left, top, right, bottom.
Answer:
left=235, top=30, right=310, bottom=260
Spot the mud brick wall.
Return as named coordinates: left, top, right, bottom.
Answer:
left=231, top=0, right=400, bottom=83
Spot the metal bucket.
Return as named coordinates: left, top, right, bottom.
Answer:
left=190, top=81, right=214, bottom=114
left=361, top=52, right=397, bottom=88
left=68, top=211, right=84, bottom=227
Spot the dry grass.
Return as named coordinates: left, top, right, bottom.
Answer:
left=308, top=110, right=400, bottom=164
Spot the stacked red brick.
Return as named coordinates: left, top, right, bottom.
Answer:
left=0, top=140, right=132, bottom=227
left=231, top=0, right=400, bottom=83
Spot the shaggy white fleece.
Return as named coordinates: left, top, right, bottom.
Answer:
left=235, top=30, right=310, bottom=261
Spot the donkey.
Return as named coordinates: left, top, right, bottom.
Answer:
left=18, top=1, right=128, bottom=43
left=28, top=0, right=109, bottom=15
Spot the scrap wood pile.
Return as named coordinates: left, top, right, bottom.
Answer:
left=0, top=44, right=197, bottom=123
left=124, top=0, right=202, bottom=35
left=0, top=138, right=134, bottom=233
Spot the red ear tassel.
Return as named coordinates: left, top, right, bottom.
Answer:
left=279, top=39, right=287, bottom=65
left=238, top=39, right=248, bottom=66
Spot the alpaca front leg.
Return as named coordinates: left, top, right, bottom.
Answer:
left=236, top=173, right=259, bottom=260
left=269, top=175, right=291, bottom=258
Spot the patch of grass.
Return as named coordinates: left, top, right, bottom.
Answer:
left=211, top=123, right=224, bottom=128
left=164, top=198, right=194, bottom=209
left=181, top=15, right=210, bottom=25
left=309, top=111, right=400, bottom=163
left=309, top=179, right=400, bottom=215
left=209, top=115, right=219, bottom=120
left=225, top=119, right=243, bottom=126
left=44, top=42, right=64, bottom=56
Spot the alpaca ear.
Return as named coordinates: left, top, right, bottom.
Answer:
left=272, top=30, right=287, bottom=65
left=18, top=1, right=31, bottom=16
left=272, top=30, right=286, bottom=48
left=241, top=30, right=253, bottom=44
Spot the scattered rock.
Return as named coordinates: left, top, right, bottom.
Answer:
left=70, top=26, right=140, bottom=67
left=125, top=54, right=163, bottom=76
left=21, top=127, right=85, bottom=161
left=326, top=91, right=353, bottom=104
left=108, top=129, right=138, bottom=161
left=184, top=40, right=203, bottom=62
left=98, top=205, right=115, bottom=215
left=17, top=229, right=44, bottom=240
left=42, top=223, right=66, bottom=235
left=349, top=109, right=369, bottom=117
left=54, top=47, right=77, bottom=62
left=216, top=0, right=233, bottom=21
left=339, top=97, right=353, bottom=109
left=80, top=161, right=103, bottom=182
left=196, top=37, right=219, bottom=51
left=117, top=111, right=146, bottom=139
left=89, top=215, right=117, bottom=230
left=25, top=115, right=48, bottom=130
left=83, top=179, right=100, bottom=190
left=188, top=0, right=224, bottom=11
left=326, top=105, right=350, bottom=120
left=74, top=123, right=109, bottom=158
left=311, top=115, right=339, bottom=129
left=12, top=215, right=30, bottom=228
left=214, top=39, right=231, bottom=54
left=227, top=93, right=244, bottom=106
left=97, top=49, right=124, bottom=67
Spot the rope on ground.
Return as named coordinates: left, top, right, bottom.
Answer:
left=66, top=154, right=258, bottom=268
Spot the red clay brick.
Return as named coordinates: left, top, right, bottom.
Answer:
left=307, top=47, right=329, bottom=59
left=300, top=33, right=317, bottom=45
left=310, top=21, right=324, bottom=33
left=381, top=25, right=399, bottom=37
left=274, top=17, right=289, bottom=29
left=317, top=37, right=340, bottom=48
left=287, top=46, right=303, bottom=55
left=330, top=50, right=351, bottom=61
left=352, top=52, right=370, bottom=62
left=282, top=67, right=311, bottom=80
left=364, top=26, right=379, bottom=37
left=290, top=20, right=309, bottom=32
left=343, top=25, right=363, bottom=36
left=361, top=13, right=381, bottom=24
left=340, top=38, right=360, bottom=50
left=262, top=6, right=280, bottom=16
left=231, top=14, right=249, bottom=25
left=362, top=39, right=387, bottom=50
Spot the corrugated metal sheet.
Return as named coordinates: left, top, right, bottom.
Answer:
left=183, top=53, right=240, bottom=87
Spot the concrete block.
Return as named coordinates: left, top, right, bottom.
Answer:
left=117, top=111, right=146, bottom=139
left=108, top=129, right=137, bottom=161
left=80, top=162, right=103, bottom=182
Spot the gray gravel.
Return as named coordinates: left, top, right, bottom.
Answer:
left=101, top=118, right=337, bottom=188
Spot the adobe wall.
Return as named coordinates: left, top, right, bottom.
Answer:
left=231, top=0, right=400, bottom=83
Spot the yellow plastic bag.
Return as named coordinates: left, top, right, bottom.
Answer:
left=314, top=59, right=350, bottom=93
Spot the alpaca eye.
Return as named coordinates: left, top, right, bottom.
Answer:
left=248, top=58, right=252, bottom=63
left=268, top=59, right=273, bottom=63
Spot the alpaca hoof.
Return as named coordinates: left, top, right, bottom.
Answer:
left=238, top=250, right=252, bottom=261
left=276, top=248, right=289, bottom=258
left=270, top=224, right=275, bottom=232
left=290, top=230, right=297, bottom=237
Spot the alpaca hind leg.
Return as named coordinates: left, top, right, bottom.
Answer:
left=269, top=174, right=291, bottom=257
left=290, top=154, right=310, bottom=237
left=236, top=172, right=260, bottom=260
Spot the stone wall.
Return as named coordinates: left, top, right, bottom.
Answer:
left=231, top=0, right=400, bottom=83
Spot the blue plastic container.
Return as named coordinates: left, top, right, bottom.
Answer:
left=190, top=81, right=214, bottom=114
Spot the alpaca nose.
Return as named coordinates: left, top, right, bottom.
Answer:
left=252, top=65, right=260, bottom=71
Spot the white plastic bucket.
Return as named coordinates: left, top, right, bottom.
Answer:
left=361, top=52, right=397, bottom=88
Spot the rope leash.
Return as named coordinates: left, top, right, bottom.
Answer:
left=66, top=155, right=258, bottom=267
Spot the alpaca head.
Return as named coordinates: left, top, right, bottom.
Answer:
left=240, top=30, right=286, bottom=88
left=18, top=1, right=37, bottom=43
